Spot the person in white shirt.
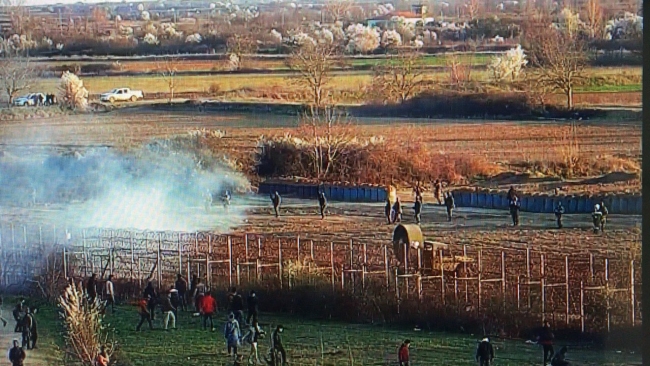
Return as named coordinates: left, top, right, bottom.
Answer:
left=105, top=275, right=115, bottom=313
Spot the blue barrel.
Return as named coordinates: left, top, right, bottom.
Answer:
left=585, top=196, right=597, bottom=213
left=364, top=188, right=372, bottom=201
left=378, top=188, right=387, bottom=202
left=567, top=196, right=578, bottom=214
left=342, top=187, right=351, bottom=201
left=610, top=196, right=622, bottom=213
left=633, top=196, right=642, bottom=214
left=352, top=188, right=360, bottom=201
left=532, top=196, right=544, bottom=212
left=576, top=196, right=587, bottom=213
left=477, top=192, right=487, bottom=208
left=495, top=195, right=507, bottom=210
left=620, top=196, right=631, bottom=214
left=542, top=195, right=554, bottom=213
left=485, top=193, right=494, bottom=209
left=459, top=191, right=471, bottom=207
left=470, top=192, right=478, bottom=206
left=371, top=188, right=379, bottom=202
left=311, top=186, right=320, bottom=198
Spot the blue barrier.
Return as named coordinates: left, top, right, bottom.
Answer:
left=470, top=192, right=478, bottom=206
left=634, top=196, right=642, bottom=214
left=542, top=196, right=554, bottom=213
left=621, top=196, right=631, bottom=214
left=485, top=193, right=494, bottom=209
left=477, top=192, right=487, bottom=208
left=378, top=188, right=387, bottom=202
left=371, top=188, right=379, bottom=202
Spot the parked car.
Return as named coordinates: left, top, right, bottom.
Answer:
left=99, top=88, right=145, bottom=103
left=13, top=93, right=45, bottom=107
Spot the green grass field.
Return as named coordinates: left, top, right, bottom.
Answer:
left=31, top=66, right=641, bottom=97
left=31, top=303, right=640, bottom=366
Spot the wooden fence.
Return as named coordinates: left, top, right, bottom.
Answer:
left=0, top=222, right=641, bottom=333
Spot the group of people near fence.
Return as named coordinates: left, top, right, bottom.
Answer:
left=83, top=271, right=288, bottom=366
left=398, top=321, right=570, bottom=366
left=3, top=296, right=38, bottom=366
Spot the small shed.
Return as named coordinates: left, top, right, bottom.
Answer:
left=393, top=224, right=450, bottom=272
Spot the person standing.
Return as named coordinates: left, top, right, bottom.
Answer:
left=12, top=301, right=24, bottom=333
left=189, top=274, right=198, bottom=311
left=509, top=195, right=521, bottom=226
left=413, top=196, right=422, bottom=224
left=229, top=287, right=245, bottom=326
left=554, top=202, right=565, bottom=229
left=160, top=291, right=177, bottom=331
left=224, top=313, right=242, bottom=359
left=143, top=282, right=157, bottom=320
left=392, top=197, right=403, bottom=224
left=537, top=321, right=555, bottom=366
left=242, top=321, right=264, bottom=366
left=318, top=191, right=327, bottom=219
left=169, top=287, right=180, bottom=317
left=413, top=183, right=423, bottom=202
left=0, top=296, right=8, bottom=327
left=105, top=275, right=115, bottom=313
left=270, top=325, right=287, bottom=366
left=175, top=274, right=188, bottom=312
left=135, top=297, right=154, bottom=331
left=199, top=292, right=217, bottom=331
left=246, top=290, right=259, bottom=325
left=384, top=198, right=392, bottom=224
left=444, top=192, right=455, bottom=222
left=86, top=273, right=98, bottom=302
left=194, top=278, right=207, bottom=313
left=271, top=192, right=281, bottom=218
left=8, top=339, right=25, bottom=366
left=222, top=190, right=232, bottom=211
left=20, top=308, right=35, bottom=350
left=475, top=337, right=494, bottom=366
left=597, top=201, right=608, bottom=232
left=592, top=205, right=603, bottom=234
left=433, top=180, right=443, bottom=205
left=398, top=339, right=410, bottom=366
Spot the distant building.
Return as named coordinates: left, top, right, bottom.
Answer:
left=367, top=11, right=434, bottom=29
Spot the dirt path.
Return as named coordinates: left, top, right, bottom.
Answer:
left=0, top=306, right=56, bottom=366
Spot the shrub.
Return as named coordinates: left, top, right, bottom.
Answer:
left=59, top=71, right=89, bottom=111
left=208, top=83, right=221, bottom=95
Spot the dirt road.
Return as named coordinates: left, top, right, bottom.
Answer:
left=0, top=306, right=55, bottom=366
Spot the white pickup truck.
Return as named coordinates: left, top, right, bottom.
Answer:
left=99, top=88, right=144, bottom=103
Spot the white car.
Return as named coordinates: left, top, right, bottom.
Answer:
left=99, top=88, right=145, bottom=103
left=13, top=93, right=45, bottom=106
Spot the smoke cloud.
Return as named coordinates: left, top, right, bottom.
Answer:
left=0, top=141, right=250, bottom=232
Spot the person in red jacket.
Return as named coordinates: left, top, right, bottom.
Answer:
left=398, top=339, right=411, bottom=366
left=200, top=292, right=218, bottom=331
left=135, top=298, right=153, bottom=331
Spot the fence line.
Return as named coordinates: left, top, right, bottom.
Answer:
left=0, top=222, right=641, bottom=333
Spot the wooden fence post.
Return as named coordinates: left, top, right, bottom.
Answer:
left=384, top=244, right=389, bottom=288
left=630, top=260, right=635, bottom=326
left=157, top=233, right=162, bottom=286
left=278, top=239, right=283, bottom=289
left=349, top=239, right=354, bottom=292
left=464, top=244, right=468, bottom=304
left=330, top=242, right=335, bottom=291
left=245, top=234, right=249, bottom=283
left=501, top=251, right=506, bottom=311
left=477, top=249, right=482, bottom=315
left=362, top=243, right=368, bottom=290
left=439, top=249, right=445, bottom=306
left=228, top=236, right=233, bottom=288
left=526, top=245, right=531, bottom=309
left=310, top=240, right=314, bottom=261
left=605, top=258, right=610, bottom=332
left=178, top=232, right=182, bottom=274
left=541, top=254, right=545, bottom=322
left=580, top=281, right=585, bottom=332
left=297, top=236, right=301, bottom=260
left=565, top=256, right=570, bottom=325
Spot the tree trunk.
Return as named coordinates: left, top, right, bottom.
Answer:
left=567, top=86, right=574, bottom=110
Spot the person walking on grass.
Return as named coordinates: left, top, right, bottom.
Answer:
left=0, top=296, right=9, bottom=327
left=398, top=339, right=411, bottom=366
left=12, top=301, right=24, bottom=333
left=160, top=290, right=177, bottom=331
left=271, top=192, right=281, bottom=218
left=392, top=197, right=403, bottom=224
left=537, top=321, right=555, bottom=366
left=433, top=180, right=443, bottom=205
left=169, top=287, right=180, bottom=317
left=194, top=278, right=206, bottom=314
left=8, top=339, right=25, bottom=366
left=143, top=282, right=157, bottom=320
left=413, top=196, right=422, bottom=224
left=597, top=201, right=608, bottom=232
left=318, top=191, right=327, bottom=219
left=242, top=321, right=264, bottom=365
left=554, top=202, right=565, bottom=229
left=475, top=337, right=495, bottom=366
left=200, top=292, right=218, bottom=331
left=175, top=274, right=188, bottom=312
left=135, top=297, right=153, bottom=331
left=228, top=287, right=245, bottom=326
left=270, top=325, right=287, bottom=366
left=224, top=313, right=242, bottom=359
left=384, top=198, right=392, bottom=224
left=592, top=205, right=603, bottom=234
left=444, top=192, right=455, bottom=222
left=105, top=275, right=115, bottom=313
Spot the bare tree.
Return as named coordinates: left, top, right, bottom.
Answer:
left=584, top=0, right=604, bottom=39
left=226, top=34, right=258, bottom=71
left=0, top=52, right=34, bottom=106
left=324, top=0, right=353, bottom=22
left=525, top=17, right=588, bottom=109
left=445, top=54, right=473, bottom=91
left=297, top=106, right=356, bottom=179
left=286, top=40, right=342, bottom=108
left=466, top=0, right=481, bottom=21
left=370, top=49, right=426, bottom=104
left=157, top=55, right=179, bottom=102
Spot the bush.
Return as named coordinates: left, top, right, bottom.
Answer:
left=208, top=83, right=221, bottom=95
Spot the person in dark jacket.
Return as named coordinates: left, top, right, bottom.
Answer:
left=246, top=290, right=259, bottom=325
left=135, top=297, right=153, bottom=331
left=537, top=321, right=555, bottom=365
left=269, top=325, right=287, bottom=366
left=392, top=197, right=402, bottom=223
left=242, top=321, right=264, bottom=365
left=160, top=291, right=176, bottom=330
left=8, top=339, right=25, bottom=366
left=12, top=301, right=24, bottom=333
left=507, top=186, right=517, bottom=201
left=86, top=273, right=98, bottom=302
left=597, top=201, right=608, bottom=232
left=229, top=287, right=245, bottom=326
left=384, top=198, right=392, bottom=224
left=475, top=337, right=494, bottom=366
left=509, top=196, right=521, bottom=226
left=551, top=346, right=570, bottom=366
left=318, top=191, right=327, bottom=219
left=271, top=192, right=281, bottom=218
left=222, top=190, right=232, bottom=211
left=169, top=287, right=180, bottom=317
left=554, top=202, right=565, bottom=229
left=413, top=183, right=423, bottom=202
left=592, top=205, right=603, bottom=234
left=21, top=308, right=36, bottom=350
left=444, top=192, right=455, bottom=222
left=189, top=274, right=198, bottom=310
left=175, top=274, right=188, bottom=312
left=398, top=339, right=410, bottom=366
left=143, top=281, right=157, bottom=320
left=413, top=196, right=422, bottom=224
